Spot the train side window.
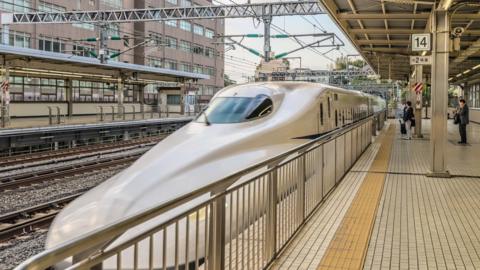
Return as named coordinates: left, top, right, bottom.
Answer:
left=335, top=110, right=338, bottom=127
left=334, top=93, right=338, bottom=101
left=320, top=103, right=324, bottom=126
left=327, top=97, right=331, bottom=118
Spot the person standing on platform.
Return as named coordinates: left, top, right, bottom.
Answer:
left=403, top=101, right=414, bottom=140
left=457, top=99, right=469, bottom=144
left=398, top=102, right=407, bottom=136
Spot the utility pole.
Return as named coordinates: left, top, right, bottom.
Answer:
left=99, top=25, right=108, bottom=64
left=263, top=16, right=272, bottom=62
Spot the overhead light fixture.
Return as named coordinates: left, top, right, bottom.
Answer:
left=456, top=73, right=462, bottom=78
left=463, top=69, right=471, bottom=74
left=473, top=64, right=480, bottom=70
left=448, top=77, right=453, bottom=81
left=441, top=0, right=453, bottom=10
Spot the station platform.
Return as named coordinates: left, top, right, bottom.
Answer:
left=2, top=113, right=187, bottom=129
left=271, top=119, right=480, bottom=270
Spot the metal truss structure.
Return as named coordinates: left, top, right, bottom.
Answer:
left=1, top=1, right=324, bottom=24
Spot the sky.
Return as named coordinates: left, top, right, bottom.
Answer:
left=218, top=0, right=361, bottom=83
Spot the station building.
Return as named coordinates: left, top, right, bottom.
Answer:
left=0, top=0, right=224, bottom=117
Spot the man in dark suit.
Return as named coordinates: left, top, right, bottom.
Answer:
left=458, top=99, right=469, bottom=144
left=403, top=101, right=414, bottom=140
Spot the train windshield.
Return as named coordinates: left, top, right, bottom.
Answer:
left=196, top=95, right=273, bottom=124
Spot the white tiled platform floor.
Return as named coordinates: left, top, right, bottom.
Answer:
left=269, top=123, right=386, bottom=270
left=270, top=120, right=480, bottom=270
left=364, top=120, right=480, bottom=270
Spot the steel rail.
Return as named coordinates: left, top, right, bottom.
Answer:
left=0, top=135, right=164, bottom=168
left=0, top=154, right=142, bottom=191
left=14, top=113, right=380, bottom=270
left=0, top=194, right=82, bottom=242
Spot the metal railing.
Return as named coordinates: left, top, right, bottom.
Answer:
left=47, top=106, right=63, bottom=125
left=15, top=114, right=378, bottom=270
left=0, top=105, right=9, bottom=127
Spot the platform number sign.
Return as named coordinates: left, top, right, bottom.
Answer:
left=411, top=33, right=431, bottom=51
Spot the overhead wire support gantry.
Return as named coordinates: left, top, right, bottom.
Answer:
left=0, top=1, right=325, bottom=24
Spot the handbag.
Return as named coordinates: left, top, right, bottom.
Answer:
left=454, top=113, right=460, bottom=125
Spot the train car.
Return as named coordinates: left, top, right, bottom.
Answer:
left=45, top=82, right=386, bottom=269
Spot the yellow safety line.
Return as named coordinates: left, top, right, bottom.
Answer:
left=317, top=125, right=395, bottom=270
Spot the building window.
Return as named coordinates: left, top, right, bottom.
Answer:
left=192, top=43, right=203, bottom=55
left=205, top=29, right=215, bottom=39
left=102, top=0, right=122, bottom=8
left=106, top=23, right=120, bottom=37
left=167, top=94, right=181, bottom=105
left=7, top=30, right=30, bottom=48
left=165, top=20, right=177, bottom=28
left=73, top=23, right=95, bottom=31
left=149, top=32, right=162, bottom=46
left=165, top=36, right=177, bottom=49
left=205, top=47, right=215, bottom=58
left=73, top=44, right=95, bottom=57
left=179, top=62, right=192, bottom=72
left=204, top=66, right=215, bottom=77
left=181, top=0, right=192, bottom=6
left=193, top=64, right=203, bottom=74
left=164, top=59, right=177, bottom=70
left=166, top=0, right=177, bottom=5
left=179, top=20, right=192, bottom=32
left=38, top=1, right=65, bottom=12
left=193, top=24, right=204, bottom=36
left=39, top=37, right=66, bottom=53
left=0, top=0, right=32, bottom=12
left=179, top=40, right=191, bottom=53
left=147, top=57, right=163, bottom=68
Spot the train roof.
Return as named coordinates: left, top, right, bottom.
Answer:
left=216, top=81, right=377, bottom=99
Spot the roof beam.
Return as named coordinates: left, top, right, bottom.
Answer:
left=338, top=13, right=480, bottom=20
left=350, top=28, right=480, bottom=35
left=338, top=13, right=430, bottom=20
left=356, top=39, right=410, bottom=45
left=350, top=28, right=426, bottom=34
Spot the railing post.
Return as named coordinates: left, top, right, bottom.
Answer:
left=208, top=193, right=226, bottom=270
left=100, top=106, right=104, bottom=122
left=48, top=106, right=53, bottom=125
left=297, top=153, right=306, bottom=224
left=111, top=106, right=115, bottom=121
left=265, top=168, right=278, bottom=261
left=56, top=106, right=61, bottom=124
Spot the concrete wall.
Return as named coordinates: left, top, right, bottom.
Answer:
left=10, top=103, right=68, bottom=117
left=9, top=102, right=166, bottom=117
left=471, top=108, right=480, bottom=124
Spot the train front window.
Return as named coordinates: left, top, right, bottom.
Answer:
left=196, top=95, right=273, bottom=124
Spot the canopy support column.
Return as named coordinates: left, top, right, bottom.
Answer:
left=428, top=9, right=450, bottom=177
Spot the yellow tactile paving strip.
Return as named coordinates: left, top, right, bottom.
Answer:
left=317, top=125, right=395, bottom=270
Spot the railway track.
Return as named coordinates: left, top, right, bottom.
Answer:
left=0, top=135, right=166, bottom=168
left=0, top=194, right=82, bottom=242
left=0, top=153, right=142, bottom=191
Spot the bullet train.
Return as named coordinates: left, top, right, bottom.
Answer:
left=45, top=82, right=386, bottom=269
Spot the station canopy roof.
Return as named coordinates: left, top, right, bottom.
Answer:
left=0, top=44, right=209, bottom=83
left=320, top=0, right=480, bottom=83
